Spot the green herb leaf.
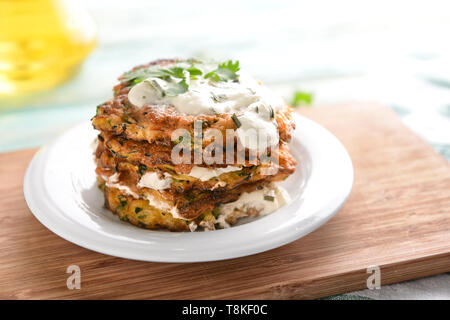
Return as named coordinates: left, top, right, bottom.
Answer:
left=204, top=70, right=219, bottom=81
left=268, top=105, right=274, bottom=119
left=122, top=68, right=168, bottom=84
left=164, top=79, right=189, bottom=96
left=138, top=164, right=148, bottom=175
left=205, top=60, right=240, bottom=82
left=123, top=60, right=240, bottom=97
left=231, top=113, right=241, bottom=128
left=290, top=90, right=313, bottom=107
left=161, top=66, right=186, bottom=79
left=211, top=92, right=227, bottom=102
left=118, top=195, right=128, bottom=207
left=220, top=59, right=239, bottom=71
left=187, top=67, right=203, bottom=77
left=264, top=195, right=275, bottom=201
left=123, top=64, right=202, bottom=85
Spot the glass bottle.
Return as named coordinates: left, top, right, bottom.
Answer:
left=0, top=0, right=97, bottom=97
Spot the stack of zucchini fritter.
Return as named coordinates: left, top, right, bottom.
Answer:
left=92, top=59, right=297, bottom=231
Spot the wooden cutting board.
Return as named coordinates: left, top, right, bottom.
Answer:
left=0, top=103, right=449, bottom=299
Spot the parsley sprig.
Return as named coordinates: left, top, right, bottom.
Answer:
left=122, top=59, right=240, bottom=97
left=290, top=90, right=313, bottom=107
left=204, top=60, right=240, bottom=82
left=122, top=66, right=195, bottom=96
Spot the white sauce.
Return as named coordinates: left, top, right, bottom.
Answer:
left=144, top=192, right=181, bottom=219
left=103, top=173, right=140, bottom=199
left=138, top=171, right=172, bottom=190
left=188, top=165, right=241, bottom=181
left=211, top=181, right=227, bottom=190
left=103, top=173, right=182, bottom=219
left=236, top=102, right=279, bottom=151
left=216, top=184, right=290, bottom=228
left=188, top=221, right=198, bottom=232
left=103, top=174, right=290, bottom=230
left=128, top=62, right=285, bottom=152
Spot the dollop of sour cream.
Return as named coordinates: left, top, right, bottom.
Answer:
left=128, top=62, right=285, bottom=152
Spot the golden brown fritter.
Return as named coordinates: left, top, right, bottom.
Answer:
left=100, top=171, right=271, bottom=220
left=95, top=131, right=297, bottom=175
left=95, top=136, right=295, bottom=220
left=92, top=99, right=296, bottom=150
left=104, top=184, right=190, bottom=231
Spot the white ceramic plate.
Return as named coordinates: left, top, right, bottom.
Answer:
left=24, top=114, right=353, bottom=262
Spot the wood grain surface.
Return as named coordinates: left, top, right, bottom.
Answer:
left=0, top=103, right=449, bottom=299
